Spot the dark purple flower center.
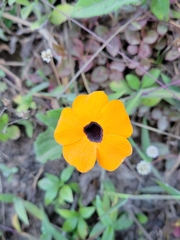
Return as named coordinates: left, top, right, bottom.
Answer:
left=84, top=122, right=103, bottom=143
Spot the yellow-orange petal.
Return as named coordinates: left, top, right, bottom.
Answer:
left=97, top=135, right=132, bottom=171
left=72, top=91, right=108, bottom=124
left=54, top=108, right=84, bottom=145
left=62, top=136, right=97, bottom=173
left=99, top=100, right=133, bottom=138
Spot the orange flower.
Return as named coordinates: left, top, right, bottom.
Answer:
left=54, top=91, right=133, bottom=173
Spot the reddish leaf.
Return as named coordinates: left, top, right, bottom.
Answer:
left=106, top=36, right=121, bottom=57
left=128, top=18, right=148, bottom=31
left=95, top=25, right=109, bottom=39
left=157, top=23, right=168, bottom=36
left=84, top=39, right=100, bottom=54
left=70, top=38, right=84, bottom=58
left=109, top=70, right=123, bottom=81
left=58, top=58, right=75, bottom=77
left=97, top=55, right=107, bottom=65
left=138, top=43, right=152, bottom=59
left=165, top=48, right=180, bottom=61
left=143, top=30, right=158, bottom=44
left=135, top=59, right=151, bottom=76
left=110, top=61, right=126, bottom=72
left=155, top=37, right=167, bottom=50
left=91, top=66, right=109, bottom=83
left=79, top=56, right=93, bottom=72
left=127, top=45, right=138, bottom=55
left=125, top=30, right=141, bottom=45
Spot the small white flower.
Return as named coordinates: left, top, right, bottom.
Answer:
left=41, top=48, right=52, bottom=63
left=146, top=145, right=159, bottom=158
left=136, top=161, right=151, bottom=176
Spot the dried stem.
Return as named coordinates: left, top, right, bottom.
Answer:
left=126, top=209, right=154, bottom=240
left=2, top=12, right=32, bottom=28
left=131, top=120, right=180, bottom=140
left=81, top=72, right=91, bottom=94
left=0, top=64, right=22, bottom=90
left=50, top=58, right=61, bottom=85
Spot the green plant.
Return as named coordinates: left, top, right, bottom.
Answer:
left=0, top=113, right=20, bottom=142
left=0, top=163, right=18, bottom=181
left=57, top=205, right=95, bottom=239
left=34, top=108, right=63, bottom=163
left=38, top=166, right=79, bottom=205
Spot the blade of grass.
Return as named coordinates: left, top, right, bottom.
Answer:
left=105, top=191, right=180, bottom=200
left=129, top=137, right=150, bottom=162
left=131, top=121, right=180, bottom=140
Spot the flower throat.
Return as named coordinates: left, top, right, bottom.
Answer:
left=84, top=122, right=103, bottom=143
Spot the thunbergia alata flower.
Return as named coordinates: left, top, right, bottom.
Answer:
left=54, top=91, right=133, bottom=173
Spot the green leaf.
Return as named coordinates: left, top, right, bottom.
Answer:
left=102, top=194, right=110, bottom=211
left=125, top=91, right=141, bottom=115
left=0, top=164, right=18, bottom=178
left=0, top=28, right=8, bottom=41
left=12, top=214, right=22, bottom=233
left=42, top=214, right=68, bottom=240
left=136, top=213, right=148, bottom=224
left=126, top=74, right=140, bottom=90
left=50, top=4, right=74, bottom=25
left=0, top=114, right=8, bottom=129
left=141, top=68, right=161, bottom=88
left=101, top=226, right=114, bottom=240
left=38, top=177, right=57, bottom=191
left=14, top=94, right=36, bottom=112
left=170, top=9, right=180, bottom=19
left=36, top=109, right=62, bottom=130
left=89, top=222, right=105, bottom=237
left=114, top=213, right=133, bottom=231
left=24, top=201, right=43, bottom=220
left=69, top=182, right=80, bottom=193
left=141, top=118, right=151, bottom=154
left=95, top=196, right=113, bottom=227
left=56, top=209, right=78, bottom=219
left=59, top=184, right=73, bottom=203
left=18, top=120, right=33, bottom=138
left=102, top=199, right=128, bottom=222
left=14, top=198, right=29, bottom=225
left=16, top=0, right=30, bottom=6
left=0, top=81, right=7, bottom=93
left=77, top=218, right=88, bottom=239
left=109, top=80, right=132, bottom=96
left=27, top=82, right=49, bottom=97
left=21, top=3, right=34, bottom=20
left=45, top=185, right=59, bottom=205
left=51, top=227, right=68, bottom=240
left=46, top=174, right=59, bottom=183
left=40, top=233, right=52, bottom=240
left=161, top=73, right=170, bottom=84
left=150, top=0, right=169, bottom=21
left=62, top=217, right=78, bottom=232
left=72, top=0, right=141, bottom=18
left=8, top=125, right=21, bottom=140
left=34, top=128, right=62, bottom=163
left=154, top=179, right=180, bottom=195
left=0, top=193, right=15, bottom=202
left=60, top=166, right=74, bottom=182
left=0, top=69, right=5, bottom=77
left=141, top=97, right=161, bottom=107
left=8, top=0, right=16, bottom=5
left=31, top=15, right=50, bottom=30
left=79, top=206, right=95, bottom=219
